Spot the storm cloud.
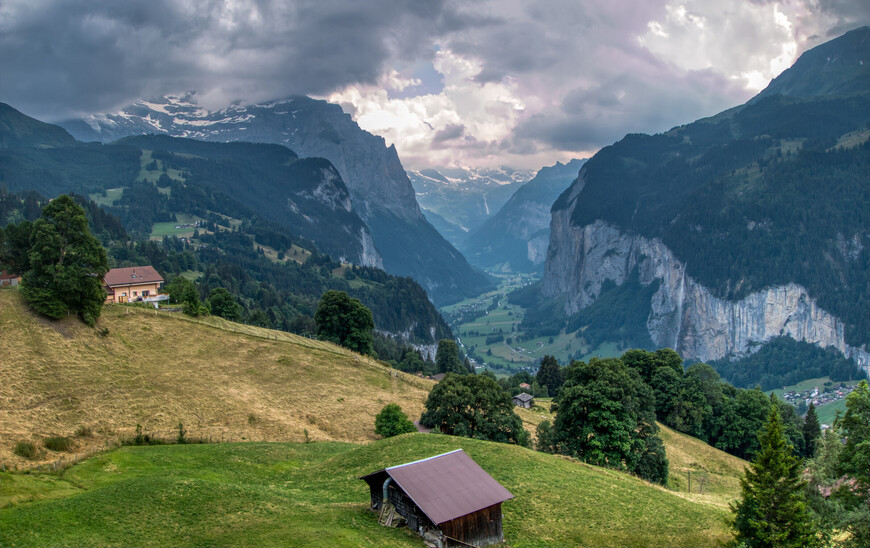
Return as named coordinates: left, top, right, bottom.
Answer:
left=0, top=0, right=463, bottom=119
left=1, top=0, right=867, bottom=168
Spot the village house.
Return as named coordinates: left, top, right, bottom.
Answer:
left=512, top=392, right=534, bottom=409
left=103, top=266, right=166, bottom=304
left=0, top=270, right=21, bottom=286
left=361, top=449, right=513, bottom=547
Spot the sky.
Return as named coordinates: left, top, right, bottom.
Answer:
left=1, top=0, right=868, bottom=170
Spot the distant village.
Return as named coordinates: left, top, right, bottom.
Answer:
left=781, top=382, right=858, bottom=423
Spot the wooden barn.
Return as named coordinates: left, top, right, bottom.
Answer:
left=360, top=449, right=513, bottom=547
left=512, top=392, right=534, bottom=408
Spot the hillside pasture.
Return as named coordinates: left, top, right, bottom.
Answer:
left=0, top=434, right=735, bottom=547
left=0, top=289, right=432, bottom=469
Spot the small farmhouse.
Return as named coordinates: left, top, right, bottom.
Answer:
left=0, top=270, right=20, bottom=287
left=360, top=449, right=513, bottom=547
left=103, top=266, right=165, bottom=304
left=512, top=392, right=534, bottom=409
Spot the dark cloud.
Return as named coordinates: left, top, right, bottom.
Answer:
left=517, top=68, right=747, bottom=152
left=0, top=0, right=460, bottom=120
left=433, top=123, right=465, bottom=142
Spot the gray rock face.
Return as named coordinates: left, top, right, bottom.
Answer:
left=543, top=209, right=870, bottom=375
left=462, top=159, right=585, bottom=272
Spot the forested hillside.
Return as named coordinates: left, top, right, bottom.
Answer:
left=0, top=188, right=451, bottom=347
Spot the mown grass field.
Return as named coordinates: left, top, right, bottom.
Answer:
left=0, top=289, right=432, bottom=469
left=0, top=434, right=736, bottom=547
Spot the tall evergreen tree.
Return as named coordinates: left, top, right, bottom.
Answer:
left=19, top=195, right=109, bottom=326
left=731, top=397, right=820, bottom=547
left=802, top=402, right=821, bottom=459
left=833, top=380, right=870, bottom=546
left=435, top=339, right=465, bottom=374
left=536, top=355, right=564, bottom=395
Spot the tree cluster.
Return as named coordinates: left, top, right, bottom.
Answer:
left=420, top=373, right=529, bottom=446
left=1, top=195, right=109, bottom=326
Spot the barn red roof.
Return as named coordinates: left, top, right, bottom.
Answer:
left=361, top=449, right=513, bottom=525
left=103, top=266, right=163, bottom=287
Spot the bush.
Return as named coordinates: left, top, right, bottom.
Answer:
left=74, top=425, right=93, bottom=437
left=14, top=441, right=38, bottom=459
left=375, top=403, right=417, bottom=438
left=43, top=436, right=72, bottom=452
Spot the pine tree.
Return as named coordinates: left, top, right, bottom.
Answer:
left=802, top=402, right=821, bottom=458
left=731, top=398, right=820, bottom=547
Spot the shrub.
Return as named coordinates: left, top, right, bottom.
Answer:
left=75, top=425, right=93, bottom=437
left=43, top=436, right=72, bottom=452
left=375, top=403, right=417, bottom=438
left=176, top=422, right=187, bottom=444
left=14, top=441, right=38, bottom=459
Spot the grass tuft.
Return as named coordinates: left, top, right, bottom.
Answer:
left=43, top=436, right=72, bottom=452
left=13, top=442, right=38, bottom=460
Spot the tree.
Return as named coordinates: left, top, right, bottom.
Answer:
left=207, top=287, right=241, bottom=321
left=314, top=290, right=374, bottom=355
left=435, top=339, right=465, bottom=374
left=731, top=400, right=820, bottom=547
left=535, top=419, right=557, bottom=453
left=0, top=220, right=34, bottom=274
left=833, top=380, right=870, bottom=546
left=714, top=388, right=772, bottom=460
left=167, top=275, right=208, bottom=317
left=650, top=366, right=708, bottom=438
left=553, top=357, right=668, bottom=484
left=19, top=195, right=108, bottom=326
left=536, top=355, right=564, bottom=395
left=375, top=403, right=417, bottom=438
left=802, top=402, right=821, bottom=459
left=420, top=373, right=529, bottom=446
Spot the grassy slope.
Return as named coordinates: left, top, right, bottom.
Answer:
left=0, top=289, right=432, bottom=468
left=515, top=403, right=748, bottom=507
left=1, top=434, right=735, bottom=547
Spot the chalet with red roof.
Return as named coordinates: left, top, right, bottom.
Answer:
left=361, top=449, right=513, bottom=547
left=103, top=266, right=166, bottom=304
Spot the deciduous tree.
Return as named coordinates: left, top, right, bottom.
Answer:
left=553, top=357, right=668, bottom=484
left=420, top=373, right=529, bottom=446
left=315, top=290, right=374, bottom=355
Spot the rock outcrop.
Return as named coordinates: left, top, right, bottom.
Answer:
left=543, top=211, right=870, bottom=374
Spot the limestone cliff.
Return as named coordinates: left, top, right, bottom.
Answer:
left=543, top=211, right=870, bottom=374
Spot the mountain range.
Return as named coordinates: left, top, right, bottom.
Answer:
left=536, top=26, right=870, bottom=375
left=59, top=95, right=492, bottom=305
left=461, top=158, right=585, bottom=272
left=407, top=166, right=535, bottom=247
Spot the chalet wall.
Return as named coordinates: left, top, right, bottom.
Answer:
left=441, top=503, right=504, bottom=547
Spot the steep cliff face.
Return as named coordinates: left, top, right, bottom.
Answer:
left=61, top=95, right=491, bottom=304
left=542, top=215, right=870, bottom=374
left=463, top=159, right=585, bottom=272
left=541, top=29, right=869, bottom=375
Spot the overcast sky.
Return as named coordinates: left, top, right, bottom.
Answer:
left=2, top=0, right=867, bottom=170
